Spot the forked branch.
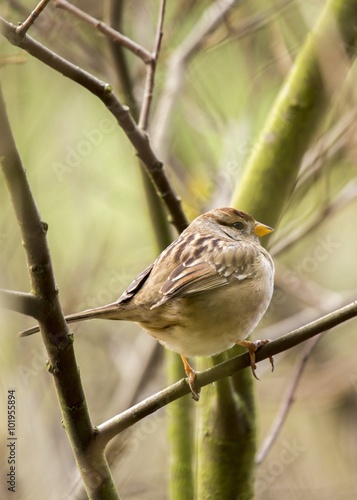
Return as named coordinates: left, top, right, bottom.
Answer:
left=0, top=16, right=187, bottom=233
left=96, top=299, right=357, bottom=447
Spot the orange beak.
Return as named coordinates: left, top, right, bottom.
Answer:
left=254, top=222, right=274, bottom=237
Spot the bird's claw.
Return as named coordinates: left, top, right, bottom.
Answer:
left=181, top=354, right=200, bottom=401
left=187, top=371, right=200, bottom=401
left=238, top=338, right=274, bottom=380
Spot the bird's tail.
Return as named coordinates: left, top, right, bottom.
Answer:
left=18, top=302, right=122, bottom=337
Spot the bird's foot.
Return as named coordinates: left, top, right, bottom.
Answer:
left=238, top=339, right=274, bottom=380
left=180, top=355, right=200, bottom=401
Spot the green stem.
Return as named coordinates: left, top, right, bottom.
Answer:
left=167, top=352, right=194, bottom=499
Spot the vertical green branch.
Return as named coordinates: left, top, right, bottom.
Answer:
left=196, top=364, right=256, bottom=500
left=167, top=356, right=194, bottom=500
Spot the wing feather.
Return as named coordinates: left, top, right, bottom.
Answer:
left=117, top=263, right=154, bottom=303
left=151, top=239, right=259, bottom=308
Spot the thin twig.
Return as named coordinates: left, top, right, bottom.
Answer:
left=54, top=0, right=153, bottom=63
left=95, top=299, right=357, bottom=447
left=256, top=334, right=323, bottom=464
left=271, top=177, right=357, bottom=256
left=15, top=0, right=51, bottom=36
left=298, top=109, right=357, bottom=189
left=152, top=0, right=237, bottom=158
left=215, top=0, right=297, bottom=46
left=268, top=110, right=357, bottom=256
left=104, top=0, right=174, bottom=249
left=260, top=291, right=356, bottom=345
left=106, top=0, right=137, bottom=111
left=110, top=339, right=162, bottom=412
left=0, top=17, right=188, bottom=233
left=139, top=0, right=166, bottom=130
left=274, top=261, right=342, bottom=308
left=253, top=291, right=356, bottom=384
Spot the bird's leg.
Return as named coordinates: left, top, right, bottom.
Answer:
left=238, top=339, right=274, bottom=380
left=180, top=355, right=200, bottom=401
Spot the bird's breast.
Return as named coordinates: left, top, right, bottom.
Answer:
left=139, top=270, right=274, bottom=357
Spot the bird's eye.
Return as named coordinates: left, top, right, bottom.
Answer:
left=233, top=221, right=245, bottom=230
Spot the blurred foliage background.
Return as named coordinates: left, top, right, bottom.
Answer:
left=1, top=0, right=357, bottom=498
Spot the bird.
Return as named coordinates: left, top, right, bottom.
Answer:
left=19, top=207, right=275, bottom=401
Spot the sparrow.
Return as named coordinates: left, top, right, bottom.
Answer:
left=19, top=208, right=275, bottom=400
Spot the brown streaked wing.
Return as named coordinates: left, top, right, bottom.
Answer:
left=162, top=261, right=228, bottom=295
left=151, top=260, right=229, bottom=308
left=151, top=239, right=258, bottom=308
left=117, top=263, right=154, bottom=304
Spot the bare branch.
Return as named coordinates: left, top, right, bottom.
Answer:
left=106, top=0, right=135, bottom=106
left=15, top=0, right=51, bottom=36
left=96, top=299, right=357, bottom=447
left=256, top=334, right=323, bottom=464
left=103, top=0, right=174, bottom=250
left=138, top=0, right=166, bottom=130
left=152, top=0, right=237, bottom=157
left=260, top=289, right=357, bottom=344
left=230, top=0, right=297, bottom=42
left=298, top=109, right=357, bottom=189
left=271, top=177, right=357, bottom=256
left=54, top=0, right=153, bottom=63
left=274, top=261, right=342, bottom=307
left=0, top=87, right=119, bottom=499
left=269, top=109, right=357, bottom=257
left=0, top=16, right=188, bottom=233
